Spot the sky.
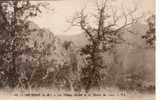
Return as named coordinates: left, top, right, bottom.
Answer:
left=31, top=0, right=155, bottom=36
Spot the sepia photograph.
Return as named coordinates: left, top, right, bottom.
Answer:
left=0, top=0, right=155, bottom=100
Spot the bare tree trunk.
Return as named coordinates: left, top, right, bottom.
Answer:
left=8, top=1, right=19, bottom=88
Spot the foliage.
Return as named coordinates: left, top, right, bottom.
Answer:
left=0, top=0, right=155, bottom=93
left=142, top=15, right=155, bottom=48
left=70, top=0, right=139, bottom=92
left=0, top=0, right=44, bottom=88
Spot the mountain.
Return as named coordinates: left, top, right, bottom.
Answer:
left=57, top=22, right=147, bottom=47
left=26, top=21, right=84, bottom=69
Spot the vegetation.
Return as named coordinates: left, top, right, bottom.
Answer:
left=142, top=15, right=155, bottom=48
left=0, top=0, right=155, bottom=93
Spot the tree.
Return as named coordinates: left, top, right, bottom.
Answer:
left=70, top=0, right=140, bottom=92
left=0, top=0, right=43, bottom=88
left=18, top=27, right=57, bottom=88
left=142, top=15, right=155, bottom=48
left=53, top=40, right=81, bottom=91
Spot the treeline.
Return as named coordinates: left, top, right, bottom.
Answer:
left=0, top=0, right=155, bottom=93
